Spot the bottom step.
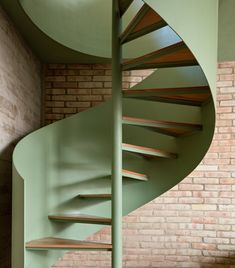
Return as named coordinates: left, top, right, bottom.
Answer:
left=26, top=237, right=112, bottom=251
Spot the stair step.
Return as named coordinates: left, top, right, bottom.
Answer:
left=123, top=116, right=202, bottom=136
left=123, top=86, right=211, bottom=106
left=119, top=0, right=134, bottom=17
left=79, top=194, right=111, bottom=199
left=122, top=143, right=177, bottom=159
left=79, top=172, right=148, bottom=199
left=48, top=214, right=111, bottom=225
left=122, top=41, right=197, bottom=71
left=26, top=237, right=112, bottom=251
left=122, top=169, right=148, bottom=181
left=120, top=4, right=167, bottom=44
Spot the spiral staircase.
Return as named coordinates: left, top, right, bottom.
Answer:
left=11, top=0, right=218, bottom=267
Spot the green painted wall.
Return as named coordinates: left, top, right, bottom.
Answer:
left=218, top=0, right=235, bottom=61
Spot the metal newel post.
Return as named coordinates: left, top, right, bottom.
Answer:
left=112, top=0, right=122, bottom=267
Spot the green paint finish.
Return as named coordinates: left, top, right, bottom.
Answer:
left=17, top=0, right=182, bottom=59
left=122, top=171, right=148, bottom=181
left=218, top=0, right=235, bottom=61
left=3, top=0, right=234, bottom=63
left=19, top=0, right=112, bottom=58
left=1, top=0, right=182, bottom=62
left=12, top=166, right=24, bottom=268
left=132, top=66, right=209, bottom=89
left=121, top=4, right=154, bottom=44
left=144, top=0, right=218, bottom=101
left=13, top=102, right=114, bottom=268
left=11, top=1, right=218, bottom=267
left=112, top=1, right=123, bottom=267
left=12, top=100, right=214, bottom=267
left=0, top=0, right=109, bottom=63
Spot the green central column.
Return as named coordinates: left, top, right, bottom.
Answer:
left=112, top=0, right=122, bottom=267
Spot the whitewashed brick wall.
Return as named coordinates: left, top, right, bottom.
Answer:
left=0, top=6, right=41, bottom=267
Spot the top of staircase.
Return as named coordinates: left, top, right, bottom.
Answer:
left=120, top=3, right=167, bottom=44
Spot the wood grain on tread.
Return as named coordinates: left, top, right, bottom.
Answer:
left=26, top=237, right=112, bottom=250
left=122, top=41, right=197, bottom=70
left=122, top=169, right=148, bottom=180
left=79, top=194, right=111, bottom=199
left=121, top=4, right=167, bottom=43
left=133, top=8, right=164, bottom=33
left=122, top=143, right=177, bottom=159
left=123, top=116, right=202, bottom=136
left=48, top=214, right=111, bottom=225
left=123, top=86, right=211, bottom=106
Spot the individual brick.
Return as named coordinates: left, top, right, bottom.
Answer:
left=78, top=95, right=102, bottom=101
left=46, top=88, right=66, bottom=95
left=45, top=101, right=64, bottom=108
left=52, top=107, right=76, bottom=114
left=78, top=82, right=103, bottom=88
left=67, top=64, right=92, bottom=69
left=45, top=76, right=66, bottom=82
left=93, top=75, right=112, bottom=81
left=67, top=88, right=91, bottom=95
left=66, top=101, right=90, bottom=108
left=53, top=82, right=77, bottom=88
left=52, top=95, right=76, bottom=101
left=92, top=88, right=112, bottom=95
left=67, top=75, right=92, bottom=82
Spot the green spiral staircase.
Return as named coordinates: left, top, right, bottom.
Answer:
left=11, top=0, right=218, bottom=267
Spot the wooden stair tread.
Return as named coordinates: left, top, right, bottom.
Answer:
left=122, top=143, right=177, bottom=159
left=79, top=194, right=111, bottom=199
left=123, top=116, right=202, bottom=136
left=123, top=86, right=211, bottom=106
left=121, top=3, right=167, bottom=44
left=123, top=86, right=210, bottom=95
left=26, top=237, right=112, bottom=250
left=122, top=41, right=197, bottom=70
left=48, top=214, right=111, bottom=225
left=122, top=169, right=148, bottom=181
left=118, top=0, right=134, bottom=17
left=123, top=116, right=202, bottom=128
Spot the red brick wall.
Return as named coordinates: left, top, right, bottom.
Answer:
left=43, top=62, right=235, bottom=267
left=43, top=64, right=153, bottom=125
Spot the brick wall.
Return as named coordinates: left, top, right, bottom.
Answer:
left=0, top=7, right=41, bottom=268
left=44, top=62, right=235, bottom=267
left=43, top=64, right=153, bottom=125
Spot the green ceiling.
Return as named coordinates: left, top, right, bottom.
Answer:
left=0, top=0, right=109, bottom=63
left=0, top=0, right=233, bottom=62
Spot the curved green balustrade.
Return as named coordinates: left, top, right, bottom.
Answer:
left=12, top=1, right=218, bottom=267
